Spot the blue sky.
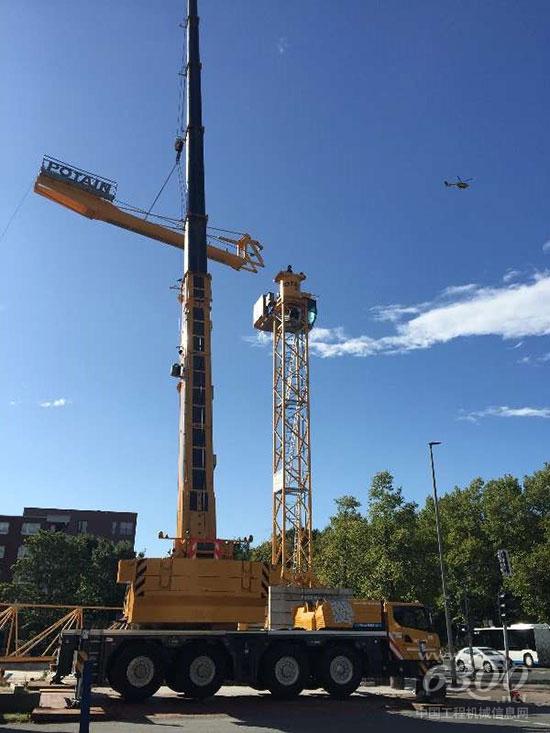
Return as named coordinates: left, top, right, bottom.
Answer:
left=1, top=0, right=549, bottom=554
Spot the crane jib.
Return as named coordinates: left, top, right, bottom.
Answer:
left=41, top=156, right=117, bottom=202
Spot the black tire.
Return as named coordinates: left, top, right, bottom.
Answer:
left=456, top=659, right=466, bottom=672
left=425, top=676, right=447, bottom=703
left=261, top=643, right=309, bottom=699
left=319, top=645, right=363, bottom=699
left=167, top=643, right=227, bottom=699
left=524, top=653, right=534, bottom=668
left=482, top=661, right=493, bottom=673
left=107, top=642, right=164, bottom=702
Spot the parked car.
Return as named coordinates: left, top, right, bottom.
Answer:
left=455, top=646, right=511, bottom=673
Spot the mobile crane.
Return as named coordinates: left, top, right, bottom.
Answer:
left=35, top=0, right=276, bottom=628
left=38, top=0, right=444, bottom=704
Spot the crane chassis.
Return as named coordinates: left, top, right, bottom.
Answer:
left=56, top=625, right=444, bottom=702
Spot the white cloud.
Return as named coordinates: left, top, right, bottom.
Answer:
left=277, top=36, right=289, bottom=55
left=543, top=240, right=550, bottom=253
left=440, top=283, right=479, bottom=298
left=39, top=398, right=70, bottom=408
left=243, top=332, right=271, bottom=348
left=244, top=270, right=550, bottom=359
left=371, top=304, right=423, bottom=323
left=503, top=269, right=521, bottom=284
left=310, top=271, right=550, bottom=358
left=518, top=351, right=550, bottom=366
left=459, top=405, right=550, bottom=422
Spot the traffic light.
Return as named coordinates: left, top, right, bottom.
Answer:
left=497, top=549, right=512, bottom=577
left=498, top=591, right=514, bottom=621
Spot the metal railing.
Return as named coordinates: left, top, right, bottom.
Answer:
left=40, top=155, right=118, bottom=201
left=0, top=603, right=121, bottom=664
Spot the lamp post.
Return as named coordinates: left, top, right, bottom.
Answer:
left=428, top=441, right=457, bottom=686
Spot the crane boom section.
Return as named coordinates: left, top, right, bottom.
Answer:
left=34, top=173, right=263, bottom=273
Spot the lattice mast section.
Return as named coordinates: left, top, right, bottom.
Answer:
left=254, top=268, right=317, bottom=581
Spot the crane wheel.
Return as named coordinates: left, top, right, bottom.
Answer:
left=107, top=642, right=164, bottom=702
left=261, top=643, right=309, bottom=699
left=167, top=642, right=227, bottom=699
left=319, top=645, right=363, bottom=699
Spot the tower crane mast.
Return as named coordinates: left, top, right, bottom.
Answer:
left=254, top=268, right=317, bottom=583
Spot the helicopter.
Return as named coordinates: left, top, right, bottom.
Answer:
left=444, top=176, right=473, bottom=189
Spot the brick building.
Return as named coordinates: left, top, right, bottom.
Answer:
left=0, top=507, right=137, bottom=582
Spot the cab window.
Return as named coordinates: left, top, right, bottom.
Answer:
left=393, top=605, right=431, bottom=631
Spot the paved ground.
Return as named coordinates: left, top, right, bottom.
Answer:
left=440, top=663, right=550, bottom=685
left=2, top=683, right=550, bottom=733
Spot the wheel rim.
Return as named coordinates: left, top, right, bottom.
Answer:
left=274, top=656, right=300, bottom=687
left=126, top=655, right=155, bottom=688
left=329, top=655, right=354, bottom=685
left=525, top=655, right=533, bottom=667
left=189, top=655, right=216, bottom=687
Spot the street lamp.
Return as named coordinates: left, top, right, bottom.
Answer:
left=428, top=441, right=457, bottom=686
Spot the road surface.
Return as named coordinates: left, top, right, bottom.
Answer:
left=1, top=684, right=549, bottom=732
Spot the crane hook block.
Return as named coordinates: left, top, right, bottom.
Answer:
left=174, top=137, right=184, bottom=162
left=170, top=363, right=184, bottom=378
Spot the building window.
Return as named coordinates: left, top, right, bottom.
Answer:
left=0, top=546, right=5, bottom=559
left=21, top=522, right=41, bottom=536
left=0, top=522, right=9, bottom=535
left=17, top=546, right=29, bottom=559
left=76, top=520, right=88, bottom=534
left=119, top=521, right=134, bottom=537
left=112, top=521, right=118, bottom=535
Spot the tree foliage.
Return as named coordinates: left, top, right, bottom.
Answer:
left=0, top=532, right=135, bottom=642
left=0, top=531, right=134, bottom=607
left=252, top=462, right=550, bottom=627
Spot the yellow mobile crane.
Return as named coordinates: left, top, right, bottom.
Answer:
left=35, top=0, right=276, bottom=627
left=42, top=1, right=444, bottom=703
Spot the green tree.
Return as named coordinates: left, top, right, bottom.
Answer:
left=316, top=495, right=368, bottom=593
left=509, top=524, right=550, bottom=621
left=419, top=478, right=500, bottom=623
left=0, top=531, right=135, bottom=642
left=250, top=538, right=271, bottom=563
left=360, top=471, right=423, bottom=601
left=1, top=531, right=134, bottom=606
left=508, top=464, right=550, bottom=620
left=482, top=474, right=530, bottom=553
left=523, top=463, right=550, bottom=522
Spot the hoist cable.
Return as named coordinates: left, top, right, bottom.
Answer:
left=176, top=19, right=187, bottom=138
left=115, top=198, right=181, bottom=222
left=0, top=181, right=33, bottom=245
left=176, top=17, right=188, bottom=222
left=144, top=162, right=178, bottom=221
left=207, top=225, right=247, bottom=237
